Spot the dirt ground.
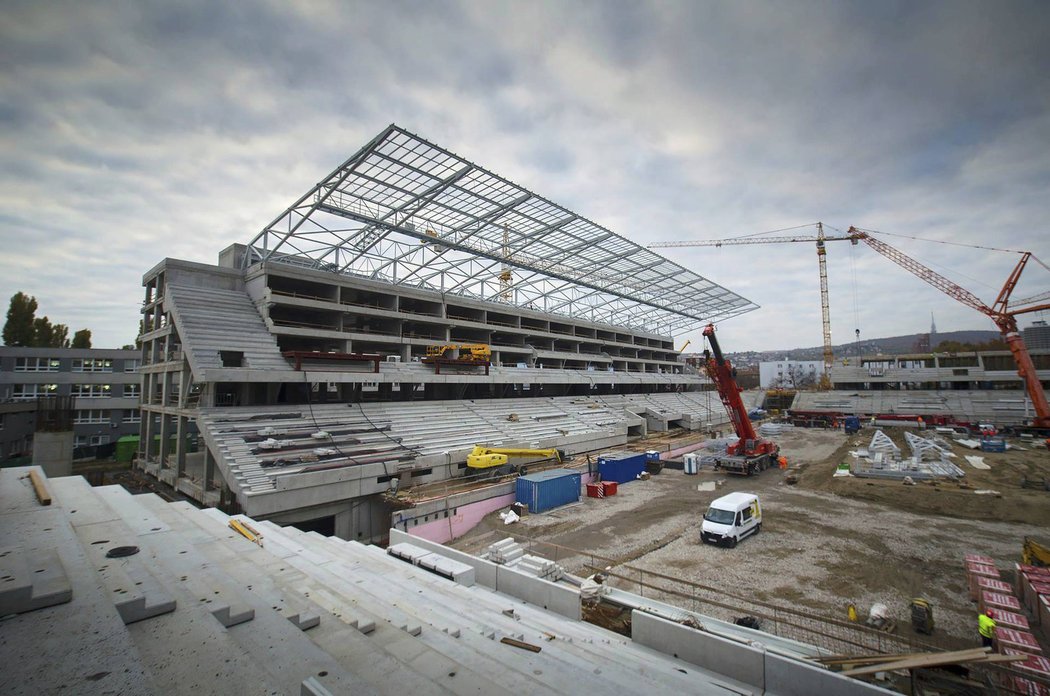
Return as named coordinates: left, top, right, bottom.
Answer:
left=451, top=426, right=1050, bottom=646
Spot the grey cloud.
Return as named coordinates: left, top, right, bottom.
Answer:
left=1, top=0, right=1048, bottom=351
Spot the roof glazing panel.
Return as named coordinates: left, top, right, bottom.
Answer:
left=244, top=124, right=757, bottom=333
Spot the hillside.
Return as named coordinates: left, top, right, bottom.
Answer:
left=727, top=329, right=1001, bottom=364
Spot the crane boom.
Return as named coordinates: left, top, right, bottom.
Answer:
left=847, top=227, right=1050, bottom=428
left=648, top=234, right=856, bottom=248
left=701, top=323, right=779, bottom=475
left=649, top=224, right=858, bottom=389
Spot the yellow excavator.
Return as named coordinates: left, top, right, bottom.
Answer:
left=466, top=445, right=564, bottom=473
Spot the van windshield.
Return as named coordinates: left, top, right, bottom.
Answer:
left=704, top=507, right=735, bottom=525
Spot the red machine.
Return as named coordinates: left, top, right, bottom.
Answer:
left=702, top=324, right=780, bottom=475
left=848, top=228, right=1050, bottom=431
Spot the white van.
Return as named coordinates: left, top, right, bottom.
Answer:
left=701, top=492, right=761, bottom=547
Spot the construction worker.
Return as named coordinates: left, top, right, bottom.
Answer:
left=978, top=612, right=996, bottom=648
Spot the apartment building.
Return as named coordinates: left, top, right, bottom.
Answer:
left=0, top=347, right=141, bottom=458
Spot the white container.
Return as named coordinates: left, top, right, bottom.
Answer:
left=683, top=453, right=699, bottom=475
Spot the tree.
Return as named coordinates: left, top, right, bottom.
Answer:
left=71, top=329, right=92, bottom=348
left=32, top=316, right=69, bottom=347
left=3, top=292, right=91, bottom=348
left=3, top=292, right=37, bottom=346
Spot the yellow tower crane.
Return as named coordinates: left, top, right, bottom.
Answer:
left=649, top=222, right=860, bottom=390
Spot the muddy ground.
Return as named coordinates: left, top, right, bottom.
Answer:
left=451, top=426, right=1050, bottom=646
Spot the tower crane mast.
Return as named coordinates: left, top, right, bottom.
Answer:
left=649, top=223, right=858, bottom=389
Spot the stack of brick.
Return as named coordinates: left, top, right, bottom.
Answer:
left=1015, top=564, right=1050, bottom=635
left=966, top=555, right=1001, bottom=600
left=965, top=555, right=1050, bottom=694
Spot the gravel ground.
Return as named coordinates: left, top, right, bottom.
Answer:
left=452, top=427, right=1050, bottom=646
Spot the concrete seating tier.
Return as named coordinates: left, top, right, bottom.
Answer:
left=2, top=466, right=878, bottom=696
left=196, top=392, right=738, bottom=500
left=793, top=390, right=1041, bottom=425
left=166, top=284, right=290, bottom=372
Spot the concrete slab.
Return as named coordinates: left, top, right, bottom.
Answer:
left=0, top=547, right=72, bottom=615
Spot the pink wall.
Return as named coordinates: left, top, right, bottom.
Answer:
left=406, top=471, right=598, bottom=544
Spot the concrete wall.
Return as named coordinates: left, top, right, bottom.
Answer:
left=632, top=610, right=765, bottom=688
left=389, top=528, right=581, bottom=620
left=631, top=611, right=892, bottom=696
left=396, top=470, right=599, bottom=544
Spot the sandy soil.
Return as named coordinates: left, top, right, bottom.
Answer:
left=451, top=426, right=1050, bottom=646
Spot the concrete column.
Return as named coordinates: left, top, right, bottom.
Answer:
left=334, top=507, right=352, bottom=540
left=202, top=447, right=215, bottom=492
left=33, top=432, right=73, bottom=478
left=174, top=415, right=187, bottom=478
left=142, top=409, right=156, bottom=461
left=158, top=412, right=170, bottom=469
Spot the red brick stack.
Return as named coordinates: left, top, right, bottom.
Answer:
left=966, top=555, right=1050, bottom=694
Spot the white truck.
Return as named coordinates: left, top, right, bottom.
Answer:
left=701, top=492, right=762, bottom=547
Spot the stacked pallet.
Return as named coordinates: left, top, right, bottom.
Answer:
left=965, top=553, right=1050, bottom=693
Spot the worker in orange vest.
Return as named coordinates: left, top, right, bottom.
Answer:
left=978, top=612, right=996, bottom=648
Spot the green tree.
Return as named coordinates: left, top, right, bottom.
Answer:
left=32, top=316, right=69, bottom=347
left=71, top=329, right=92, bottom=348
left=2, top=292, right=38, bottom=346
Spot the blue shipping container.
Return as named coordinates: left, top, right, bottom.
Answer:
left=597, top=451, right=648, bottom=484
left=516, top=468, right=581, bottom=513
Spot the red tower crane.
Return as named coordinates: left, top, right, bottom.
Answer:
left=846, top=227, right=1050, bottom=429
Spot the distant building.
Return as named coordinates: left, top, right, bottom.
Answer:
left=0, top=347, right=141, bottom=458
left=759, top=360, right=824, bottom=389
left=1024, top=320, right=1050, bottom=351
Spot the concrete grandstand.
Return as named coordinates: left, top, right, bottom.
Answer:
left=136, top=125, right=757, bottom=540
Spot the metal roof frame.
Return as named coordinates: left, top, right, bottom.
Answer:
left=243, top=124, right=757, bottom=334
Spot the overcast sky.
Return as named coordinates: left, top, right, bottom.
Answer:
left=2, top=0, right=1048, bottom=352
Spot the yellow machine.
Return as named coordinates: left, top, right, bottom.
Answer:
left=466, top=445, right=563, bottom=470
left=1023, top=537, right=1050, bottom=567
left=426, top=343, right=491, bottom=361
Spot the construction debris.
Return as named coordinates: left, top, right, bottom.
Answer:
left=964, top=455, right=990, bottom=470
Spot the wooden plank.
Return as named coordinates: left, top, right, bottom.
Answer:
left=500, top=637, right=542, bottom=653
left=28, top=470, right=51, bottom=506
left=841, top=648, right=990, bottom=676
left=841, top=649, right=1024, bottom=677
left=815, top=652, right=915, bottom=665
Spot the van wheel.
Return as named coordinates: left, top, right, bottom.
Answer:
left=755, top=523, right=762, bottom=533
left=728, top=536, right=738, bottom=548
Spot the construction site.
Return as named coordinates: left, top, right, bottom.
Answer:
left=4, top=124, right=1050, bottom=695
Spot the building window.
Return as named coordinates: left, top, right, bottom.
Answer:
left=74, top=409, right=111, bottom=424
left=124, top=384, right=141, bottom=398
left=123, top=409, right=141, bottom=424
left=14, top=357, right=60, bottom=372
left=71, top=384, right=112, bottom=398
left=124, top=359, right=141, bottom=372
left=72, top=358, right=113, bottom=373
left=12, top=383, right=58, bottom=400
left=75, top=434, right=111, bottom=447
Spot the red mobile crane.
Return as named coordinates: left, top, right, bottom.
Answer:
left=702, top=323, right=780, bottom=475
left=846, top=227, right=1050, bottom=431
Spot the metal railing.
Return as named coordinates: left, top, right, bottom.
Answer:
left=499, top=531, right=963, bottom=658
